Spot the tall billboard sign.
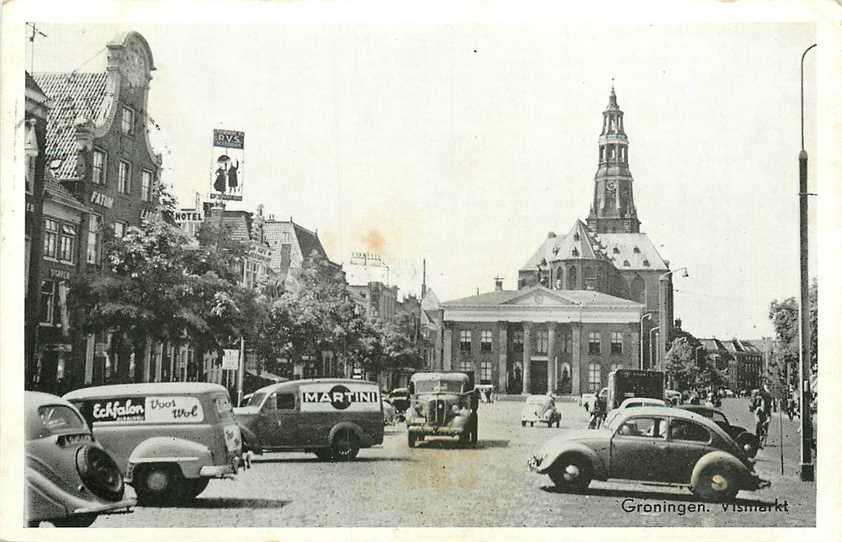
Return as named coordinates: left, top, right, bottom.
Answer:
left=210, top=129, right=245, bottom=201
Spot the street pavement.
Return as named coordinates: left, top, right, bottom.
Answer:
left=91, top=397, right=815, bottom=528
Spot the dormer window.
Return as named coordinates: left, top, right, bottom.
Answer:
left=643, top=259, right=650, bottom=267
left=572, top=247, right=579, bottom=257
left=633, top=246, right=641, bottom=254
left=573, top=232, right=580, bottom=241
left=623, top=260, right=630, bottom=267
left=612, top=247, right=620, bottom=254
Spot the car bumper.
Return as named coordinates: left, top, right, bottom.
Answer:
left=73, top=498, right=136, bottom=515
left=407, top=424, right=465, bottom=436
left=527, top=456, right=542, bottom=472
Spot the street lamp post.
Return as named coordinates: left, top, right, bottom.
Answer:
left=649, top=326, right=659, bottom=370
left=658, top=267, right=688, bottom=372
left=639, top=312, right=653, bottom=370
left=798, top=43, right=816, bottom=482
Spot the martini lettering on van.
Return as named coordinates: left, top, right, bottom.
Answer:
left=302, top=385, right=379, bottom=410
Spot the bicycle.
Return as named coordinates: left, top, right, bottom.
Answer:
left=755, top=413, right=770, bottom=448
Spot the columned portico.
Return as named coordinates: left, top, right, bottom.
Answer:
left=570, top=322, right=581, bottom=395
left=443, top=326, right=453, bottom=371
left=522, top=322, right=532, bottom=396
left=497, top=322, right=508, bottom=392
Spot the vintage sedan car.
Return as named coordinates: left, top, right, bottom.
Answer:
left=618, top=397, right=667, bottom=409
left=528, top=407, right=770, bottom=501
left=521, top=395, right=561, bottom=427
left=678, top=404, right=759, bottom=458
left=405, top=372, right=478, bottom=447
left=26, top=391, right=134, bottom=527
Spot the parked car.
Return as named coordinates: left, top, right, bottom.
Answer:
left=618, top=397, right=667, bottom=409
left=405, top=371, right=478, bottom=447
left=64, top=382, right=246, bottom=505
left=528, top=407, right=770, bottom=501
left=664, top=389, right=682, bottom=406
left=521, top=395, right=562, bottom=427
left=26, top=391, right=134, bottom=527
left=388, top=388, right=411, bottom=421
left=678, top=404, right=760, bottom=458
left=235, top=378, right=384, bottom=461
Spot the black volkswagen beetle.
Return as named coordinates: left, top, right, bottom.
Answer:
left=25, top=391, right=133, bottom=527
left=677, top=404, right=760, bottom=458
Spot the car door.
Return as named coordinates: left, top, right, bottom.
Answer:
left=665, top=417, right=716, bottom=483
left=259, top=392, right=299, bottom=448
left=609, top=416, right=669, bottom=482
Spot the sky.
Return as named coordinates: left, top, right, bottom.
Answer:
left=25, top=19, right=818, bottom=340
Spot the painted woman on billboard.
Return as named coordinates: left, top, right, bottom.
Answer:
left=210, top=129, right=245, bottom=201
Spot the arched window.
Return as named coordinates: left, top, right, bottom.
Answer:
left=630, top=274, right=646, bottom=305
left=567, top=266, right=577, bottom=289
left=588, top=363, right=601, bottom=392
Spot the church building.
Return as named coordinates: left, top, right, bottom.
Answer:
left=436, top=87, right=674, bottom=395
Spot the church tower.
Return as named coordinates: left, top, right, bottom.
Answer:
left=586, top=86, right=640, bottom=234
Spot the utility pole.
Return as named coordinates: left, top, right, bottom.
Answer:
left=26, top=23, right=47, bottom=72
left=797, top=43, right=816, bottom=482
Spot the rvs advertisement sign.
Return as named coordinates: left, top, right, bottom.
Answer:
left=299, top=384, right=381, bottom=413
left=76, top=396, right=205, bottom=425
left=210, top=129, right=245, bottom=201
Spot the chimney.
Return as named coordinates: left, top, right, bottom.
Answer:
left=494, top=276, right=503, bottom=291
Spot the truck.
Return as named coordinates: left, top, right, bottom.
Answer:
left=606, top=369, right=665, bottom=411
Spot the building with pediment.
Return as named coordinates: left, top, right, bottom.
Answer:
left=436, top=87, right=673, bottom=395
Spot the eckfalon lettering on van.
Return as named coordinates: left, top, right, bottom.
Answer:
left=90, top=398, right=146, bottom=422
left=300, top=384, right=380, bottom=412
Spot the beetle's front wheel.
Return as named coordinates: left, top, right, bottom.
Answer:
left=548, top=455, right=592, bottom=492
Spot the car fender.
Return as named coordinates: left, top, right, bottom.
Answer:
left=127, top=437, right=212, bottom=480
left=537, top=443, right=608, bottom=479
left=238, top=423, right=261, bottom=453
left=329, top=421, right=366, bottom=447
left=690, top=450, right=750, bottom=487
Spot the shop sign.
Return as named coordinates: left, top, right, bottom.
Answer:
left=49, top=268, right=72, bottom=280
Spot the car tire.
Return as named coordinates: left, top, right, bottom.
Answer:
left=51, top=513, right=97, bottom=528
left=133, top=464, right=185, bottom=506
left=75, top=445, right=124, bottom=502
left=736, top=433, right=759, bottom=458
left=183, top=477, right=210, bottom=500
left=548, top=455, right=592, bottom=492
left=692, top=465, right=740, bottom=502
left=331, top=428, right=360, bottom=461
left=408, top=432, right=417, bottom=448
left=314, top=449, right=334, bottom=461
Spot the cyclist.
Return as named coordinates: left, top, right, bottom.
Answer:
left=589, top=392, right=606, bottom=429
left=753, top=384, right=773, bottom=448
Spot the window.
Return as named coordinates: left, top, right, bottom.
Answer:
left=25, top=120, right=38, bottom=194
left=459, top=359, right=473, bottom=373
left=611, top=332, right=623, bottom=354
left=587, top=363, right=601, bottom=392
left=512, top=330, right=524, bottom=353
left=588, top=332, right=601, bottom=354
left=617, top=417, right=666, bottom=439
left=535, top=330, right=548, bottom=354
left=121, top=106, right=135, bottom=136
left=92, top=149, right=106, bottom=185
left=459, top=330, right=472, bottom=352
left=87, top=215, right=101, bottom=264
left=141, top=170, right=153, bottom=201
left=58, top=224, right=76, bottom=263
left=25, top=236, right=31, bottom=291
left=561, top=333, right=572, bottom=354
left=273, top=393, right=295, bottom=410
left=43, top=219, right=58, bottom=259
left=480, top=360, right=492, bottom=382
left=669, top=419, right=710, bottom=442
left=480, top=330, right=493, bottom=352
left=39, top=280, right=56, bottom=324
left=113, top=221, right=127, bottom=238
left=118, top=160, right=131, bottom=194
left=281, top=231, right=290, bottom=242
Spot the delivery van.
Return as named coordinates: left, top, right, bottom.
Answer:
left=64, top=382, right=245, bottom=505
left=234, top=378, right=384, bottom=461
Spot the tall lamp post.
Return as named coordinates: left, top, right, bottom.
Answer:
left=798, top=43, right=816, bottom=482
left=658, top=267, right=688, bottom=371
left=639, top=312, right=653, bottom=370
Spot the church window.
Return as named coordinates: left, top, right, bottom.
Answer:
left=567, top=266, right=577, bottom=289
left=599, top=146, right=605, bottom=162
left=623, top=260, right=630, bottom=267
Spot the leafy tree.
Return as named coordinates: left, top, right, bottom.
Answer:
left=766, top=278, right=818, bottom=393
left=664, top=336, right=725, bottom=393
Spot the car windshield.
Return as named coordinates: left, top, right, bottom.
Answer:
left=246, top=392, right=266, bottom=407
left=413, top=380, right=464, bottom=393
left=37, top=405, right=86, bottom=436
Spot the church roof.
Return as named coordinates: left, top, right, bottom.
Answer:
left=32, top=72, right=110, bottom=180
left=421, top=288, right=441, bottom=310
left=598, top=232, right=668, bottom=271
left=441, top=285, right=641, bottom=308
left=520, top=219, right=611, bottom=270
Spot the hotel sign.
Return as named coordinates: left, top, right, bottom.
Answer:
left=90, top=191, right=114, bottom=208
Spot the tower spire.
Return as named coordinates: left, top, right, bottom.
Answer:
left=587, top=84, right=640, bottom=234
